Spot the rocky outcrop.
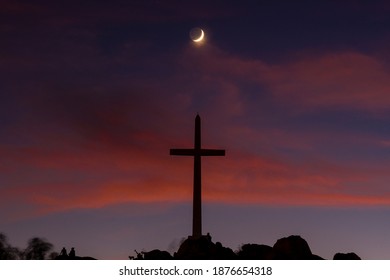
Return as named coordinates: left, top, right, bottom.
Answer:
left=237, top=244, right=273, bottom=260
left=135, top=234, right=359, bottom=260
left=272, top=235, right=316, bottom=260
left=142, top=249, right=173, bottom=260
left=174, top=235, right=236, bottom=260
left=333, top=252, right=361, bottom=260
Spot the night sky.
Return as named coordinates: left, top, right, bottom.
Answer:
left=1, top=0, right=390, bottom=259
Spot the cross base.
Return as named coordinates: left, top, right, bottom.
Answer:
left=188, top=232, right=212, bottom=242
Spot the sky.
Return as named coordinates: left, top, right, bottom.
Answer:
left=1, top=0, right=390, bottom=259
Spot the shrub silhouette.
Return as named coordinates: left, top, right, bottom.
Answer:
left=23, top=237, right=53, bottom=260
left=0, top=233, right=21, bottom=260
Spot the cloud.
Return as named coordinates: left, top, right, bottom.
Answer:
left=179, top=45, right=390, bottom=113
left=264, top=52, right=390, bottom=111
left=2, top=132, right=389, bottom=222
left=379, top=140, right=390, bottom=147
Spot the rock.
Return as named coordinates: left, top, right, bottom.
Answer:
left=237, top=244, right=273, bottom=260
left=333, top=252, right=361, bottom=260
left=142, top=249, right=173, bottom=260
left=272, top=235, right=315, bottom=260
left=128, top=234, right=364, bottom=260
left=174, top=235, right=236, bottom=260
left=311, top=254, right=325, bottom=260
left=214, top=241, right=237, bottom=260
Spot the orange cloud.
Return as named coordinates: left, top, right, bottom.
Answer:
left=4, top=140, right=388, bottom=220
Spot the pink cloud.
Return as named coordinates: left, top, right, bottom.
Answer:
left=179, top=45, right=390, bottom=112
left=264, top=52, right=390, bottom=111
left=3, top=135, right=389, bottom=221
left=379, top=140, right=390, bottom=147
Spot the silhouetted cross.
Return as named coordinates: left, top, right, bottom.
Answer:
left=170, top=114, right=225, bottom=238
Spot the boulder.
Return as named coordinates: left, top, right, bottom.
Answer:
left=333, top=252, right=361, bottom=260
left=142, top=249, right=173, bottom=260
left=272, top=235, right=315, bottom=260
left=174, top=235, right=236, bottom=260
left=237, top=244, right=273, bottom=260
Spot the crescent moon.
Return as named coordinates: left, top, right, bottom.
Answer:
left=193, top=29, right=204, bottom=42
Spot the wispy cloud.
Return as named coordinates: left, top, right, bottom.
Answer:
left=179, top=45, right=390, bottom=113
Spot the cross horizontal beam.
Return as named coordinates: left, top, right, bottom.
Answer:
left=170, top=149, right=225, bottom=156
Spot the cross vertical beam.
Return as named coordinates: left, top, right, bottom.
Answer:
left=193, top=114, right=201, bottom=237
left=170, top=114, right=225, bottom=238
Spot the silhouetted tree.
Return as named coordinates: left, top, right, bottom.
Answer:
left=0, top=232, right=21, bottom=260
left=23, top=237, right=53, bottom=260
